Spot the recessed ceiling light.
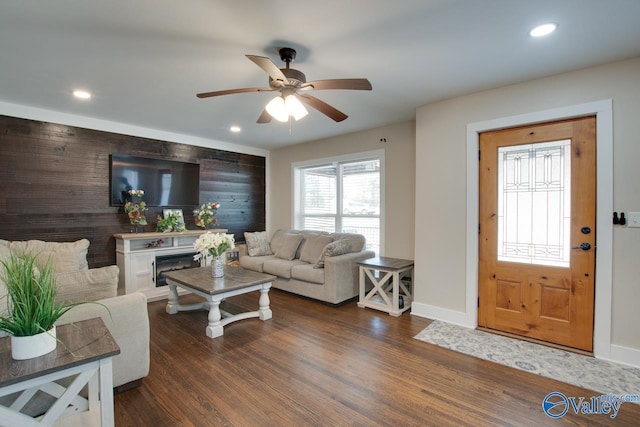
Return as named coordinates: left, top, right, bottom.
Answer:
left=230, top=126, right=241, bottom=133
left=529, top=23, right=557, bottom=37
left=73, top=90, right=91, bottom=99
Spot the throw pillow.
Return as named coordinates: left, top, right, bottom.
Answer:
left=299, top=234, right=334, bottom=264
left=270, top=229, right=297, bottom=255
left=244, top=231, right=273, bottom=257
left=54, top=265, right=119, bottom=304
left=2, top=239, right=90, bottom=274
left=273, top=233, right=304, bottom=260
left=314, top=239, right=352, bottom=268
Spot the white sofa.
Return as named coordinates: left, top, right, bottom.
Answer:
left=0, top=238, right=150, bottom=389
left=239, top=229, right=375, bottom=305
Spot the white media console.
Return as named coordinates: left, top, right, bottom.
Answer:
left=114, top=229, right=227, bottom=301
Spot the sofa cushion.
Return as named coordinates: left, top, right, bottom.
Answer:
left=299, top=233, right=333, bottom=264
left=330, top=233, right=365, bottom=252
left=244, top=231, right=273, bottom=257
left=0, top=239, right=90, bottom=274
left=273, top=233, right=304, bottom=260
left=314, top=239, right=353, bottom=268
left=291, top=264, right=325, bottom=285
left=239, top=254, right=277, bottom=273
left=262, top=259, right=306, bottom=279
left=55, top=265, right=120, bottom=304
left=270, top=229, right=297, bottom=254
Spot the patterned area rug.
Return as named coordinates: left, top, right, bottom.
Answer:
left=414, top=320, right=640, bottom=399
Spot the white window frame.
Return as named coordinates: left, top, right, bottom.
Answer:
left=292, top=149, right=385, bottom=255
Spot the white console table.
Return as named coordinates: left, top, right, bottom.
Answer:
left=114, top=229, right=226, bottom=301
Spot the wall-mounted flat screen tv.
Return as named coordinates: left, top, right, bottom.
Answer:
left=110, top=154, right=200, bottom=207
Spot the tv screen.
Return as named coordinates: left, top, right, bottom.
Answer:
left=110, top=154, right=200, bottom=207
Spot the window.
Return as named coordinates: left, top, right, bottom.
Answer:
left=293, top=151, right=383, bottom=254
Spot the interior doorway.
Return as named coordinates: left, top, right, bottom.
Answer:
left=477, top=116, right=596, bottom=351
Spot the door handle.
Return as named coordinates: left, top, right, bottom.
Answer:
left=572, top=242, right=592, bottom=251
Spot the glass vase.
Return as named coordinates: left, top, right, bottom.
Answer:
left=211, top=255, right=225, bottom=278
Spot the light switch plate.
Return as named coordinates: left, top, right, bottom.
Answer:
left=627, top=212, right=640, bottom=228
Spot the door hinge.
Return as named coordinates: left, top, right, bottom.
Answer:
left=478, top=150, right=481, bottom=161
left=477, top=297, right=480, bottom=308
left=478, top=224, right=481, bottom=234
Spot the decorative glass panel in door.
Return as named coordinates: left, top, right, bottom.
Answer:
left=497, top=140, right=571, bottom=267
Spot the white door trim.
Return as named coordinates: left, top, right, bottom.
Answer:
left=465, top=100, right=613, bottom=359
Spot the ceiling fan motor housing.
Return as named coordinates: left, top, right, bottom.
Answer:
left=272, top=68, right=306, bottom=86
left=269, top=47, right=307, bottom=88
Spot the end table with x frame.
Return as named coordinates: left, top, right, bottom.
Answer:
left=0, top=317, right=120, bottom=426
left=357, top=256, right=414, bottom=316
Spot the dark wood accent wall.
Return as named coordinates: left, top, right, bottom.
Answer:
left=0, top=115, right=265, bottom=268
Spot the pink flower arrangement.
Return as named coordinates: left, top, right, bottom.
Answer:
left=193, top=202, right=220, bottom=229
left=124, top=189, right=147, bottom=225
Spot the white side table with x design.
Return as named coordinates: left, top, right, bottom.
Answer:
left=358, top=256, right=414, bottom=316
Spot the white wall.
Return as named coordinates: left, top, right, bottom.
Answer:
left=412, top=56, right=640, bottom=363
left=269, top=121, right=415, bottom=259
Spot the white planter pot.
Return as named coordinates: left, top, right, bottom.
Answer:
left=11, top=325, right=57, bottom=360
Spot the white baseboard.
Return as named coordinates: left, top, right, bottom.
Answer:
left=607, top=344, right=640, bottom=369
left=410, top=302, right=472, bottom=328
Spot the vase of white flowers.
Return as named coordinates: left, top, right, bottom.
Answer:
left=193, top=232, right=235, bottom=278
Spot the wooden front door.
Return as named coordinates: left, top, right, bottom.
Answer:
left=478, top=116, right=596, bottom=351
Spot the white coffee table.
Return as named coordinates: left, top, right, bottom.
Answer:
left=163, top=265, right=276, bottom=338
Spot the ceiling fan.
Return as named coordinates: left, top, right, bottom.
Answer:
left=196, top=47, right=372, bottom=123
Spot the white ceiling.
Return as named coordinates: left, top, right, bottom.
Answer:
left=2, top=0, right=640, bottom=150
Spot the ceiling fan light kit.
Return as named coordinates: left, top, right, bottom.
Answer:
left=285, top=94, right=308, bottom=120
left=265, top=96, right=288, bottom=122
left=197, top=47, right=372, bottom=124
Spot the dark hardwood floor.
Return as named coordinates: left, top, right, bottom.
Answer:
left=114, top=290, right=640, bottom=426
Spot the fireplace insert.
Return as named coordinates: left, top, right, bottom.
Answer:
left=155, top=252, right=199, bottom=287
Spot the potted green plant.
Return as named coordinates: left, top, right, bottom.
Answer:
left=156, top=212, right=186, bottom=233
left=0, top=251, right=102, bottom=360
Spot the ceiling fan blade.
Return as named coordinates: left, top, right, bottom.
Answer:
left=300, top=78, right=372, bottom=91
left=297, top=94, right=348, bottom=122
left=196, top=87, right=272, bottom=98
left=246, top=55, right=289, bottom=85
left=257, top=109, right=272, bottom=124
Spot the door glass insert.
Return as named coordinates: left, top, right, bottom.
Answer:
left=497, top=140, right=571, bottom=267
